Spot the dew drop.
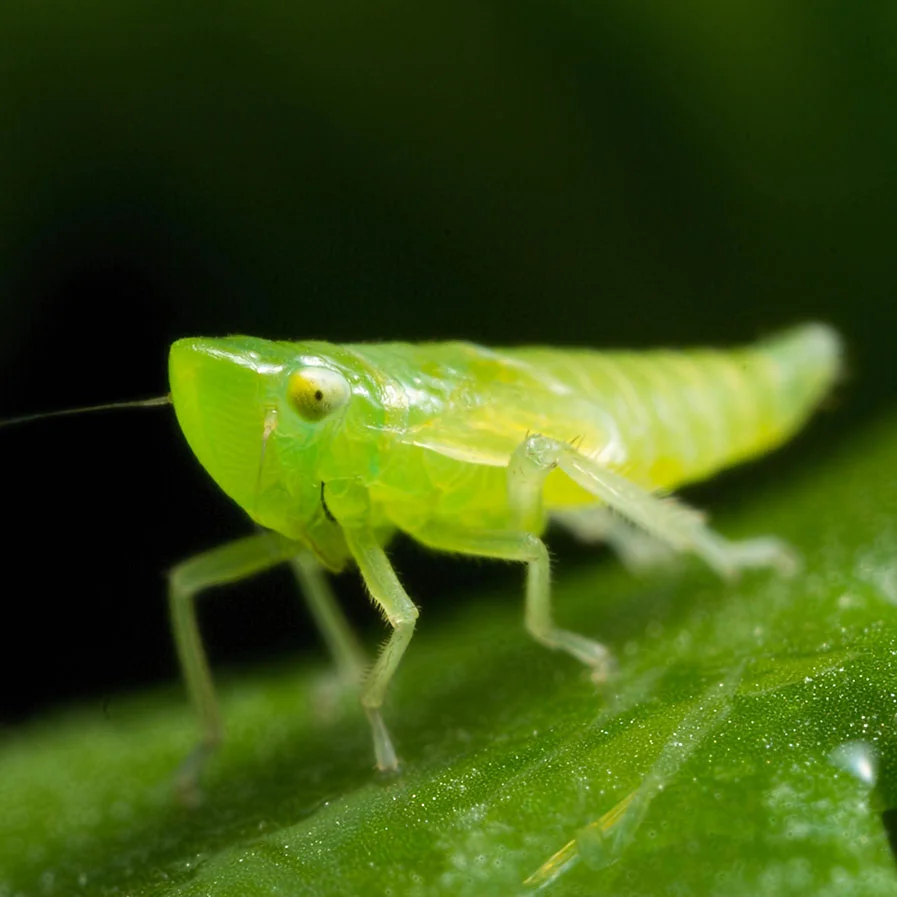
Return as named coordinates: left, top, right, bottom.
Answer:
left=828, top=740, right=877, bottom=786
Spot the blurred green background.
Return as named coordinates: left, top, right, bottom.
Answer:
left=1, top=2, right=894, bottom=723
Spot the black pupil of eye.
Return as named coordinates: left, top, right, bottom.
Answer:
left=314, top=390, right=324, bottom=401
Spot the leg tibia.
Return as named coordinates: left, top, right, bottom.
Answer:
left=413, top=523, right=614, bottom=682
left=552, top=507, right=678, bottom=573
left=289, top=553, right=368, bottom=687
left=343, top=527, right=419, bottom=772
left=168, top=531, right=304, bottom=800
left=517, top=434, right=796, bottom=579
left=687, top=532, right=799, bottom=578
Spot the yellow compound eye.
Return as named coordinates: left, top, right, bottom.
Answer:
left=286, top=367, right=351, bottom=422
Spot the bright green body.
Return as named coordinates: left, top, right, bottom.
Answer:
left=169, top=323, right=840, bottom=569
left=166, top=322, right=841, bottom=783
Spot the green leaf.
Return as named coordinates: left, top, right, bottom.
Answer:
left=3, top=415, right=897, bottom=896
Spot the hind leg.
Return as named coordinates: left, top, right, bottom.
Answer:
left=512, top=435, right=797, bottom=579
left=552, top=506, right=679, bottom=573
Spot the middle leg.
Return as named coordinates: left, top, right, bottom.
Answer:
left=412, top=523, right=614, bottom=680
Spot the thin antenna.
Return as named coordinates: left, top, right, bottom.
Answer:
left=0, top=395, right=171, bottom=429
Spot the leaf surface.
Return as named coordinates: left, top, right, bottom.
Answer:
left=2, top=416, right=897, bottom=896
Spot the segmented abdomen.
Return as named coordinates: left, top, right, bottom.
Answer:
left=510, top=323, right=842, bottom=490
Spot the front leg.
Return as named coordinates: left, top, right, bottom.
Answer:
left=169, top=532, right=368, bottom=801
left=288, top=553, right=367, bottom=688
left=168, top=531, right=306, bottom=801
left=343, top=527, right=419, bottom=772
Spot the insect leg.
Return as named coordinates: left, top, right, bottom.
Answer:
left=343, top=527, right=419, bottom=772
left=289, top=554, right=367, bottom=687
left=551, top=507, right=678, bottom=573
left=168, top=530, right=304, bottom=800
left=411, top=524, right=614, bottom=681
left=523, top=435, right=796, bottom=578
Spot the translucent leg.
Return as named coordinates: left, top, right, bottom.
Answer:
left=413, top=524, right=614, bottom=681
left=343, top=527, right=419, bottom=772
left=289, top=554, right=367, bottom=687
left=552, top=507, right=679, bottom=573
left=168, top=530, right=303, bottom=800
left=515, top=435, right=797, bottom=579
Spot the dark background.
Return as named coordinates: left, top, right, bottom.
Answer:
left=1, top=1, right=895, bottom=724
